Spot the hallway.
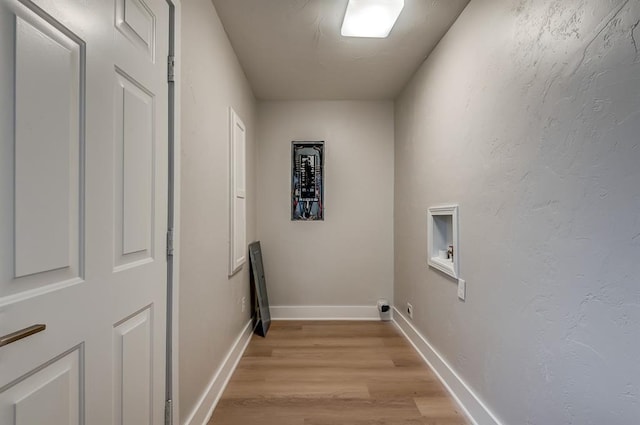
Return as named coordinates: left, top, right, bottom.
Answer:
left=2, top=0, right=638, bottom=423
left=180, top=1, right=640, bottom=423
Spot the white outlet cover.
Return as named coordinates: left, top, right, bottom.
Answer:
left=457, top=279, right=466, bottom=300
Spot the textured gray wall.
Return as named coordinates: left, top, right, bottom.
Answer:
left=394, top=0, right=640, bottom=423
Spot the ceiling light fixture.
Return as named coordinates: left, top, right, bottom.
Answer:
left=341, top=0, right=404, bottom=38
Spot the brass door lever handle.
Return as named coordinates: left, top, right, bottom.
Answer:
left=0, top=324, right=46, bottom=347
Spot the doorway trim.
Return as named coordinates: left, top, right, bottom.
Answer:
left=166, top=0, right=182, bottom=424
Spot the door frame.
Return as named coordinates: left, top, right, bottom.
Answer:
left=166, top=0, right=182, bottom=424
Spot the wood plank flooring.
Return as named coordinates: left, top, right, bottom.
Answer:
left=208, top=321, right=469, bottom=425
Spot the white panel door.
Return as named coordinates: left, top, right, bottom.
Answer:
left=0, top=0, right=169, bottom=423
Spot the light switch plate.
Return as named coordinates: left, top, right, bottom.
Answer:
left=457, top=279, right=466, bottom=300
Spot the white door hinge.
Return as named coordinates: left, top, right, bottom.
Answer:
left=167, top=228, right=174, bottom=257
left=165, top=399, right=173, bottom=425
left=167, top=55, right=175, bottom=83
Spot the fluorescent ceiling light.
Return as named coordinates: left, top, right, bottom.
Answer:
left=341, top=0, right=404, bottom=38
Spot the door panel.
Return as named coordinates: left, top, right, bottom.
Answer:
left=115, top=0, right=155, bottom=59
left=114, top=69, right=155, bottom=268
left=0, top=0, right=169, bottom=422
left=14, top=11, right=81, bottom=279
left=113, top=307, right=152, bottom=425
left=2, top=0, right=84, bottom=300
left=0, top=347, right=82, bottom=425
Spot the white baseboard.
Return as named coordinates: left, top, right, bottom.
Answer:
left=184, top=319, right=254, bottom=425
left=392, top=307, right=503, bottom=425
left=270, top=305, right=387, bottom=320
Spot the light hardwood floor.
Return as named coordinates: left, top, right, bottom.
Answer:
left=208, top=320, right=469, bottom=425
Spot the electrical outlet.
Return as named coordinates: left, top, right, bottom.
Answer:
left=458, top=279, right=466, bottom=301
left=407, top=302, right=413, bottom=319
left=241, top=296, right=246, bottom=312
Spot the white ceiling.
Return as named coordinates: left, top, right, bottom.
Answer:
left=211, top=0, right=470, bottom=100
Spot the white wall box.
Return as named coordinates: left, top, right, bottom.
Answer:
left=427, top=205, right=459, bottom=279
left=229, top=107, right=247, bottom=276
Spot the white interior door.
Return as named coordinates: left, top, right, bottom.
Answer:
left=0, top=0, right=169, bottom=423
